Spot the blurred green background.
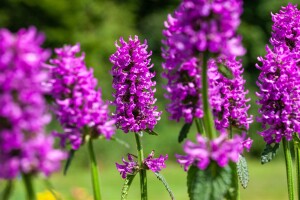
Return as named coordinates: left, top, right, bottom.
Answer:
left=0, top=0, right=299, bottom=199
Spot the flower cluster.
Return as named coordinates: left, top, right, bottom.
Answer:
left=110, top=36, right=161, bottom=133
left=257, top=46, right=300, bottom=144
left=208, top=56, right=253, bottom=131
left=0, top=27, right=66, bottom=179
left=271, top=3, right=300, bottom=52
left=49, top=44, right=115, bottom=150
left=116, top=151, right=168, bottom=179
left=162, top=0, right=245, bottom=123
left=257, top=4, right=300, bottom=144
left=176, top=133, right=252, bottom=171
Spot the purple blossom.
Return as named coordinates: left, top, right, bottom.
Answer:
left=110, top=36, right=161, bottom=133
left=256, top=46, right=300, bottom=144
left=176, top=133, right=251, bottom=171
left=116, top=154, right=138, bottom=179
left=0, top=27, right=66, bottom=179
left=49, top=44, right=115, bottom=150
left=144, top=151, right=168, bottom=172
left=257, top=4, right=300, bottom=144
left=116, top=151, right=168, bottom=179
left=270, top=3, right=300, bottom=52
left=163, top=58, right=203, bottom=123
left=162, top=0, right=245, bottom=123
left=208, top=56, right=253, bottom=131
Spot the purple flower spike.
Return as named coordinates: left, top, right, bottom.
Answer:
left=256, top=46, right=300, bottom=144
left=209, top=56, right=253, bottom=131
left=116, top=154, right=138, bottom=179
left=177, top=133, right=251, bottom=171
left=0, top=27, right=66, bottom=179
left=271, top=3, right=300, bottom=52
left=110, top=36, right=161, bottom=133
left=49, top=44, right=115, bottom=150
left=256, top=4, right=300, bottom=144
left=144, top=151, right=168, bottom=172
left=162, top=0, right=245, bottom=123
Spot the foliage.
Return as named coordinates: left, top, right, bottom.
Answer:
left=187, top=165, right=232, bottom=200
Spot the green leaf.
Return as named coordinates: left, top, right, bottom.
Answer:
left=178, top=123, right=192, bottom=143
left=1, top=180, right=13, bottom=200
left=63, top=149, right=76, bottom=175
left=145, top=129, right=159, bottom=136
left=121, top=174, right=136, bottom=200
left=110, top=136, right=130, bottom=148
left=154, top=172, right=175, bottom=200
left=217, top=63, right=234, bottom=79
left=261, top=143, right=280, bottom=164
left=237, top=155, right=249, bottom=189
left=187, top=164, right=232, bottom=200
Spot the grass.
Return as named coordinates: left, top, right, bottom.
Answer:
left=1, top=157, right=289, bottom=200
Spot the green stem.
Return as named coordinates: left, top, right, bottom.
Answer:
left=87, top=138, right=102, bottom=200
left=229, top=126, right=240, bottom=200
left=283, top=138, right=295, bottom=200
left=135, top=132, right=147, bottom=200
left=22, top=173, right=36, bottom=200
left=294, top=142, right=300, bottom=200
left=2, top=180, right=13, bottom=200
left=201, top=52, right=216, bottom=139
left=194, top=118, right=206, bottom=136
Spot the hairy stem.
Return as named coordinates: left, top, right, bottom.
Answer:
left=294, top=142, right=300, bottom=200
left=135, top=132, right=147, bottom=200
left=201, top=52, right=216, bottom=139
left=229, top=125, right=240, bottom=200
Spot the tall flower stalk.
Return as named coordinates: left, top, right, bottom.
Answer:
left=49, top=44, right=115, bottom=200
left=256, top=4, right=300, bottom=200
left=162, top=0, right=252, bottom=199
left=111, top=36, right=171, bottom=200
left=0, top=27, right=66, bottom=200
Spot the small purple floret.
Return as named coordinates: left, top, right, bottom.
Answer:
left=144, top=151, right=168, bottom=172
left=116, top=154, right=138, bottom=179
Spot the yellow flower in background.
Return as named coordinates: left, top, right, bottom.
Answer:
left=37, top=190, right=61, bottom=200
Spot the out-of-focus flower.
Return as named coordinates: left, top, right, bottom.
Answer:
left=49, top=44, right=115, bottom=150
left=37, top=190, right=61, bottom=200
left=110, top=36, right=161, bottom=133
left=0, top=27, right=65, bottom=179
